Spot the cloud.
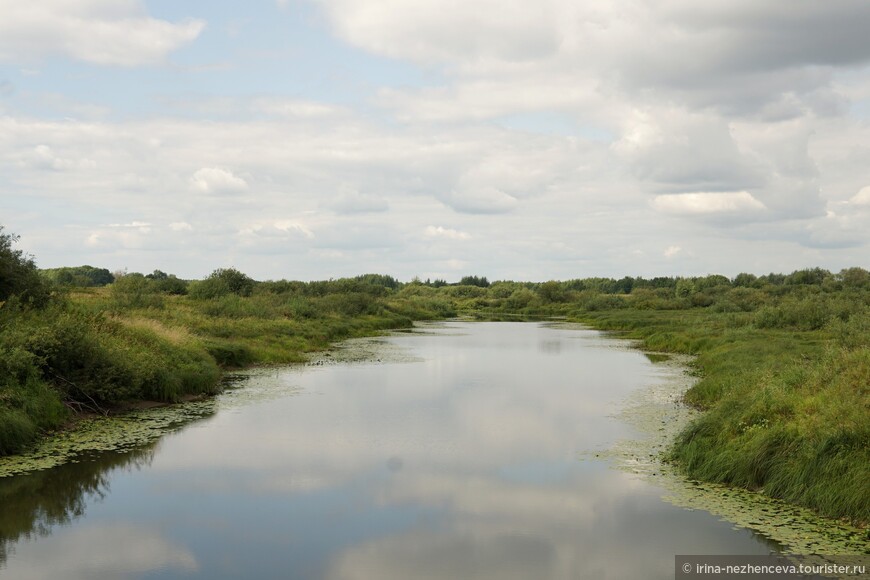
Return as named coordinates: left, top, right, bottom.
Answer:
left=2, top=99, right=868, bottom=280
left=851, top=185, right=870, bottom=206
left=252, top=97, right=348, bottom=119
left=441, top=187, right=518, bottom=215
left=663, top=245, right=681, bottom=258
left=613, top=110, right=766, bottom=194
left=329, top=188, right=389, bottom=214
left=20, top=145, right=96, bottom=171
left=107, top=220, right=152, bottom=231
left=317, top=0, right=559, bottom=65
left=318, top=0, right=870, bottom=120
left=652, top=191, right=766, bottom=216
left=424, top=226, right=471, bottom=240
left=190, top=167, right=249, bottom=195
left=0, top=0, right=205, bottom=66
left=236, top=220, right=315, bottom=255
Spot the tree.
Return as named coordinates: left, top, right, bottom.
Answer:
left=189, top=268, right=255, bottom=299
left=537, top=280, right=566, bottom=303
left=0, top=227, right=50, bottom=307
left=43, top=265, right=114, bottom=287
left=459, top=275, right=490, bottom=288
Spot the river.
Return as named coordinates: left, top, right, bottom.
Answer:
left=0, top=321, right=817, bottom=579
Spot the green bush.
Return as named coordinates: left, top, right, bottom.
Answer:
left=189, top=268, right=255, bottom=299
left=111, top=274, right=164, bottom=309
left=0, top=227, right=51, bottom=307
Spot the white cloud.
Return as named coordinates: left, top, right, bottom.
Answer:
left=2, top=89, right=869, bottom=280
left=21, top=144, right=96, bottom=171
left=190, top=167, right=249, bottom=195
left=0, top=0, right=205, bottom=66
left=424, top=226, right=471, bottom=240
left=107, top=221, right=152, bottom=232
left=252, top=97, right=348, bottom=119
left=652, top=191, right=766, bottom=215
left=317, top=0, right=559, bottom=65
left=851, top=186, right=870, bottom=206
left=663, top=245, right=682, bottom=258
left=329, top=188, right=389, bottom=214
left=274, top=220, right=314, bottom=238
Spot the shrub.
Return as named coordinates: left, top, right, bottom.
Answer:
left=505, top=288, right=537, bottom=310
left=189, top=268, right=255, bottom=299
left=111, top=274, right=164, bottom=309
left=537, top=281, right=566, bottom=303
left=0, top=227, right=51, bottom=308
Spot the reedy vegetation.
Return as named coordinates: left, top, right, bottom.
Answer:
left=0, top=228, right=867, bottom=524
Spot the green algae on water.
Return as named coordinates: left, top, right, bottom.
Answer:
left=0, top=400, right=216, bottom=478
left=597, top=353, right=869, bottom=555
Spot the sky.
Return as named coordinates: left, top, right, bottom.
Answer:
left=1, top=0, right=870, bottom=282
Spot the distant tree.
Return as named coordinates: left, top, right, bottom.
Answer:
left=695, top=274, right=730, bottom=291
left=111, top=273, right=163, bottom=309
left=675, top=278, right=696, bottom=298
left=838, top=267, right=870, bottom=289
left=157, top=275, right=188, bottom=295
left=785, top=268, right=831, bottom=286
left=355, top=273, right=400, bottom=290
left=537, top=280, right=566, bottom=303
left=613, top=276, right=635, bottom=294
left=563, top=279, right=587, bottom=292
left=648, top=276, right=677, bottom=289
left=0, top=226, right=50, bottom=307
left=43, top=265, right=114, bottom=287
left=732, top=273, right=758, bottom=287
left=189, top=268, right=255, bottom=299
left=143, top=270, right=188, bottom=294
left=459, top=275, right=490, bottom=288
left=757, top=272, right=786, bottom=286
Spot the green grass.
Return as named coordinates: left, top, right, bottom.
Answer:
left=569, top=308, right=869, bottom=525
left=0, top=285, right=443, bottom=455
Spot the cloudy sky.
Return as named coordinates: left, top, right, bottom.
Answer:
left=2, top=0, right=870, bottom=281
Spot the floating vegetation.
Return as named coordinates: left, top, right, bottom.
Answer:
left=0, top=400, right=216, bottom=478
left=598, top=353, right=869, bottom=555
left=305, top=333, right=424, bottom=366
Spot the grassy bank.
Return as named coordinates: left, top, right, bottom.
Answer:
left=0, top=273, right=452, bottom=455
left=571, top=309, right=869, bottom=525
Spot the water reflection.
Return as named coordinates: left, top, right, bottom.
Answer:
left=0, top=446, right=156, bottom=563
left=1, top=522, right=198, bottom=580
left=1, top=322, right=779, bottom=579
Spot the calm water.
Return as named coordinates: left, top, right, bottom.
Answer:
left=0, top=322, right=776, bottom=579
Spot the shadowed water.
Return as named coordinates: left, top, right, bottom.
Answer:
left=0, top=322, right=779, bottom=579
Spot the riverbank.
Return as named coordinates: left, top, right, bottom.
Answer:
left=0, top=284, right=449, bottom=456
left=591, top=344, right=869, bottom=554
left=569, top=309, right=869, bottom=529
